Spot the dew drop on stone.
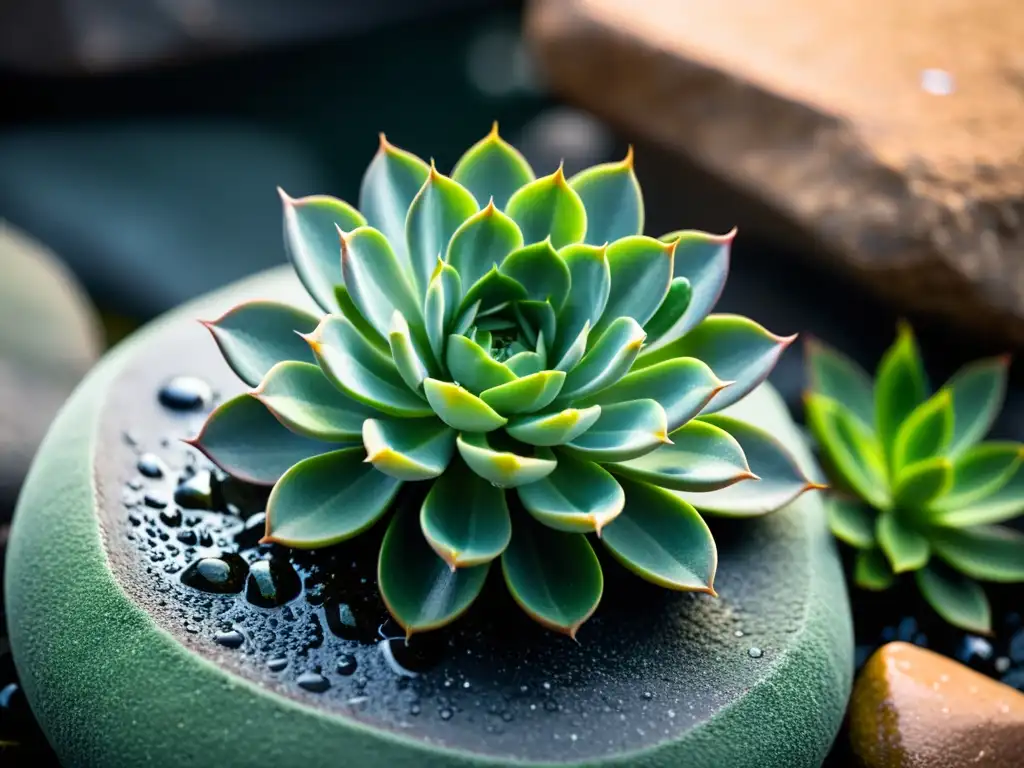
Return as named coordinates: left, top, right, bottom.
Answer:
left=439, top=708, right=453, bottom=721
left=995, top=657, right=1010, bottom=674
left=409, top=702, right=422, bottom=716
left=137, top=453, right=165, bottom=478
left=143, top=493, right=169, bottom=510
left=174, top=471, right=214, bottom=510
left=159, top=508, right=183, bottom=527
left=236, top=512, right=267, bottom=550
left=176, top=529, right=198, bottom=546
left=748, top=647, right=764, bottom=659
left=267, top=658, right=288, bottom=672
left=296, top=672, right=330, bottom=693
left=245, top=558, right=302, bottom=608
left=380, top=639, right=420, bottom=678
left=181, top=554, right=249, bottom=594
left=214, top=629, right=245, bottom=649
left=336, top=654, right=358, bottom=676
left=159, top=376, right=213, bottom=411
left=642, top=691, right=652, bottom=700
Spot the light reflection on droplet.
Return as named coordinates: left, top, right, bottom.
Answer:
left=920, top=69, right=955, bottom=96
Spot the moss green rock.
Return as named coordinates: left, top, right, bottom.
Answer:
left=7, top=268, right=853, bottom=767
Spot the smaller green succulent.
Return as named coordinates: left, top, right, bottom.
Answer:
left=805, top=324, right=1024, bottom=634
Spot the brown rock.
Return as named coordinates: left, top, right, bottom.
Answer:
left=526, top=0, right=1024, bottom=344
left=849, top=642, right=1024, bottom=767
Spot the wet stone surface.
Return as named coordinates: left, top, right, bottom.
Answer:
left=100, top=366, right=839, bottom=762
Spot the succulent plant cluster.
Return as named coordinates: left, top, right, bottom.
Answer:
left=806, top=326, right=1024, bottom=634
left=191, top=125, right=815, bottom=637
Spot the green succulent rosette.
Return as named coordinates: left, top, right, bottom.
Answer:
left=806, top=324, right=1024, bottom=634
left=191, top=125, right=813, bottom=637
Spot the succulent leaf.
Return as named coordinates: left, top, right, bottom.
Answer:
left=826, top=497, right=877, bottom=549
left=569, top=148, right=643, bottom=244
left=334, top=285, right=389, bottom=351
left=514, top=299, right=558, bottom=352
left=480, top=370, right=565, bottom=415
left=388, top=311, right=430, bottom=392
left=931, top=463, right=1024, bottom=527
left=451, top=123, right=535, bottom=210
left=893, top=456, right=953, bottom=508
left=446, top=203, right=524, bottom=291
left=602, top=478, right=717, bottom=593
left=341, top=226, right=423, bottom=338
left=362, top=417, right=455, bottom=481
left=564, top=399, right=668, bottom=463
left=891, top=390, right=953, bottom=474
left=309, top=315, right=432, bottom=417
left=643, top=277, right=692, bottom=346
left=264, top=448, right=401, bottom=546
left=505, top=405, right=602, bottom=447
left=943, top=356, right=1010, bottom=456
left=379, top=504, right=489, bottom=637
left=446, top=334, right=517, bottom=393
left=254, top=361, right=374, bottom=442
left=875, top=321, right=928, bottom=459
left=420, top=459, right=512, bottom=568
left=591, top=235, right=674, bottom=340
left=915, top=566, right=991, bottom=634
left=638, top=314, right=793, bottom=415
left=358, top=136, right=429, bottom=274
left=500, top=240, right=571, bottom=310
left=279, top=191, right=366, bottom=313
left=609, top=419, right=753, bottom=492
left=877, top=512, right=930, bottom=573
left=552, top=321, right=591, bottom=373
left=506, top=350, right=545, bottom=377
left=854, top=548, right=895, bottom=591
left=928, top=524, right=1024, bottom=582
left=421, top=378, right=506, bottom=431
left=501, top=513, right=603, bottom=638
left=559, top=317, right=646, bottom=401
left=202, top=300, right=320, bottom=387
left=516, top=450, right=624, bottom=534
left=552, top=243, right=610, bottom=365
left=805, top=394, right=889, bottom=510
left=929, top=442, right=1023, bottom=513
left=504, top=165, right=586, bottom=248
left=679, top=413, right=820, bottom=516
left=460, top=266, right=528, bottom=317
left=578, top=357, right=725, bottom=432
left=423, top=259, right=463, bottom=365
left=456, top=432, right=557, bottom=488
left=645, top=230, right=733, bottom=352
left=188, top=394, right=338, bottom=485
left=406, top=165, right=479, bottom=296
left=804, top=337, right=875, bottom=429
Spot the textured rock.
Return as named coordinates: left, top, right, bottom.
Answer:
left=526, top=0, right=1024, bottom=344
left=850, top=642, right=1024, bottom=767
left=0, top=224, right=102, bottom=515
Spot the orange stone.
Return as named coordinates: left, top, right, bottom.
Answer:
left=849, top=642, right=1024, bottom=767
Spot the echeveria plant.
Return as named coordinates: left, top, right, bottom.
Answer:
left=191, top=125, right=815, bottom=637
left=806, top=325, right=1024, bottom=634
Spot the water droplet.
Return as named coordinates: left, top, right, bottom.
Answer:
left=995, top=657, right=1011, bottom=673
left=159, top=376, right=213, bottom=411
left=336, top=653, right=358, bottom=676
left=214, top=629, right=245, bottom=649
left=176, top=529, right=198, bottom=546
left=159, top=508, right=183, bottom=527
left=439, top=708, right=453, bottom=721
left=734, top=630, right=744, bottom=637
left=0, top=683, right=19, bottom=709
left=236, top=512, right=267, bottom=550
left=920, top=68, right=955, bottom=96
left=296, top=672, right=330, bottom=693
left=380, top=639, right=420, bottom=678
left=181, top=554, right=248, bottom=594
left=143, top=493, right=169, bottom=510
left=137, top=454, right=165, bottom=479
left=748, top=647, right=764, bottom=659
left=245, top=558, right=301, bottom=608
left=174, top=471, right=214, bottom=510
left=956, top=635, right=993, bottom=664
left=642, top=691, right=652, bottom=700
left=267, top=658, right=288, bottom=672
left=324, top=600, right=376, bottom=643
left=409, top=702, right=422, bottom=716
